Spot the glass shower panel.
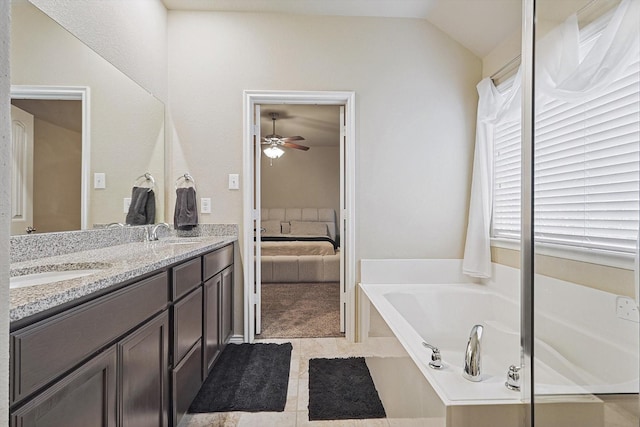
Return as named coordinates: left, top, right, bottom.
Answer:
left=532, top=0, right=640, bottom=425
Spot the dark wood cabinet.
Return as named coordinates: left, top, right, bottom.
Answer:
left=10, top=346, right=117, bottom=427
left=9, top=243, right=234, bottom=427
left=172, top=339, right=202, bottom=427
left=221, top=266, right=234, bottom=345
left=119, top=311, right=169, bottom=427
left=10, top=272, right=168, bottom=406
left=202, top=274, right=221, bottom=377
left=173, top=287, right=203, bottom=364
left=202, top=249, right=234, bottom=379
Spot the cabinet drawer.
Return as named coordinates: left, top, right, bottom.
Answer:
left=172, top=339, right=202, bottom=427
left=173, top=287, right=202, bottom=364
left=11, top=272, right=168, bottom=405
left=203, top=244, right=233, bottom=280
left=172, top=257, right=202, bottom=300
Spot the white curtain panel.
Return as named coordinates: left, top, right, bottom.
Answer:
left=462, top=0, right=639, bottom=278
left=537, top=0, right=639, bottom=103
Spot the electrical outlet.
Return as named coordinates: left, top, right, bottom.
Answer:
left=201, top=198, right=211, bottom=214
left=616, top=296, right=639, bottom=323
left=123, top=197, right=131, bottom=213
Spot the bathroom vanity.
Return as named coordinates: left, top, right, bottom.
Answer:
left=8, top=234, right=236, bottom=427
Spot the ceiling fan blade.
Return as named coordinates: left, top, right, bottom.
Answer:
left=282, top=136, right=305, bottom=141
left=282, top=141, right=310, bottom=151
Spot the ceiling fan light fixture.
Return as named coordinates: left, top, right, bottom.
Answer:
left=263, top=145, right=285, bottom=159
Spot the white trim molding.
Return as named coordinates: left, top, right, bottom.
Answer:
left=10, top=85, right=91, bottom=230
left=242, top=90, right=356, bottom=343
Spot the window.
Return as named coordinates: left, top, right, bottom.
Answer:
left=492, top=29, right=640, bottom=253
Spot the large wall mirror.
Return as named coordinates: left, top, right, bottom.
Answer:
left=10, top=1, right=165, bottom=235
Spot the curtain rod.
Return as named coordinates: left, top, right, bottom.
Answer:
left=490, top=0, right=620, bottom=83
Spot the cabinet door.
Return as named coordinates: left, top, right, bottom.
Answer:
left=11, top=346, right=117, bottom=427
left=172, top=339, right=202, bottom=427
left=173, top=287, right=203, bottom=365
left=119, top=311, right=169, bottom=427
left=221, top=266, right=234, bottom=345
left=203, top=274, right=221, bottom=377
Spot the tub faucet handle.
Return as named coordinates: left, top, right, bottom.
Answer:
left=422, top=342, right=443, bottom=370
left=505, top=365, right=521, bottom=391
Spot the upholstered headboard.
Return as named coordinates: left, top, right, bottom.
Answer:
left=261, top=208, right=337, bottom=241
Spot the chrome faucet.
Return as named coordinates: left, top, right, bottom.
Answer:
left=422, top=342, right=443, bottom=369
left=149, top=223, right=171, bottom=241
left=462, top=324, right=483, bottom=382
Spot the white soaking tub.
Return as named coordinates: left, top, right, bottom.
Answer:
left=358, top=259, right=639, bottom=427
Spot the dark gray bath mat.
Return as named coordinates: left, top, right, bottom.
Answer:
left=308, top=357, right=386, bottom=420
left=188, top=343, right=292, bottom=413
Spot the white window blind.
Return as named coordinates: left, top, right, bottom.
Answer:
left=492, top=51, right=640, bottom=253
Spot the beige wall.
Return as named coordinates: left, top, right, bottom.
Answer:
left=261, top=146, right=340, bottom=221
left=168, top=11, right=481, bottom=334
left=28, top=0, right=168, bottom=102
left=168, top=11, right=481, bottom=255
left=33, top=118, right=82, bottom=233
left=1, top=0, right=10, bottom=421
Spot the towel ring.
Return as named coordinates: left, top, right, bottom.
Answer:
left=175, top=173, right=196, bottom=190
left=134, top=172, right=155, bottom=192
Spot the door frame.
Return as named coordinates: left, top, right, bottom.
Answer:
left=10, top=85, right=91, bottom=230
left=242, top=90, right=356, bottom=342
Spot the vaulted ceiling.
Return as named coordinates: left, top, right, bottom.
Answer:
left=163, top=0, right=525, bottom=147
left=162, top=0, right=523, bottom=58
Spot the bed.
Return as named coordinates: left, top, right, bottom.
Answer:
left=259, top=208, right=340, bottom=283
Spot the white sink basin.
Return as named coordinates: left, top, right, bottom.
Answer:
left=10, top=263, right=110, bottom=289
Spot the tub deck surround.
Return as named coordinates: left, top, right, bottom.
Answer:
left=9, top=229, right=237, bottom=323
left=361, top=282, right=521, bottom=406
left=359, top=259, right=638, bottom=426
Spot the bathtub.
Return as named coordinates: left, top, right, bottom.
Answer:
left=359, top=259, right=639, bottom=409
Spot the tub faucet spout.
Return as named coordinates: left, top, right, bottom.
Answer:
left=463, top=324, right=483, bottom=382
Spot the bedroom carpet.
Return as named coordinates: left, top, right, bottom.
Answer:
left=308, top=357, right=386, bottom=421
left=259, top=282, right=343, bottom=339
left=188, top=343, right=292, bottom=413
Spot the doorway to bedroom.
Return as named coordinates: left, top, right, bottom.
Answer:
left=243, top=90, right=356, bottom=343
left=259, top=105, right=342, bottom=339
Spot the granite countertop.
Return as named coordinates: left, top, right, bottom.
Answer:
left=9, top=235, right=236, bottom=323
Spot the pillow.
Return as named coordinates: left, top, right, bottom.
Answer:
left=261, top=219, right=281, bottom=235
left=290, top=221, right=328, bottom=236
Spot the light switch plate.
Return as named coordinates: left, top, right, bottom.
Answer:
left=94, top=172, right=106, bottom=189
left=201, top=198, right=211, bottom=214
left=228, top=174, right=239, bottom=190
left=123, top=198, right=131, bottom=213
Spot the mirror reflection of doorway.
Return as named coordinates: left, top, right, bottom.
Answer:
left=10, top=99, right=82, bottom=234
left=258, top=104, right=344, bottom=339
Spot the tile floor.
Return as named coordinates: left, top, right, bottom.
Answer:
left=179, top=337, right=640, bottom=427
left=178, top=337, right=408, bottom=427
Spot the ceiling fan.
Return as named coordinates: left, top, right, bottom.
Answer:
left=261, top=113, right=309, bottom=159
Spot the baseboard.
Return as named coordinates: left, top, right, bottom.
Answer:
left=229, top=334, right=245, bottom=344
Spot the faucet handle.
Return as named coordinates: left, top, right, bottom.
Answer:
left=422, top=342, right=443, bottom=370
left=505, top=365, right=521, bottom=391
